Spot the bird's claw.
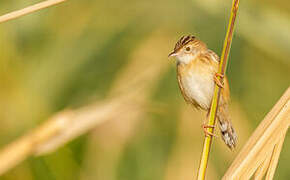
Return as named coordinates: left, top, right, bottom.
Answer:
left=202, top=124, right=218, bottom=137
left=214, top=73, right=224, bottom=88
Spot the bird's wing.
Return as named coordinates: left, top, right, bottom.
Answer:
left=221, top=76, right=231, bottom=104
left=200, top=50, right=231, bottom=105
left=207, top=49, right=220, bottom=63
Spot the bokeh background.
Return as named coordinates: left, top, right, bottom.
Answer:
left=0, top=0, right=289, bottom=179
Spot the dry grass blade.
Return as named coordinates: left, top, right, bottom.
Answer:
left=0, top=0, right=67, bottom=24
left=222, top=87, right=290, bottom=180
left=254, top=150, right=272, bottom=180
left=265, top=131, right=287, bottom=179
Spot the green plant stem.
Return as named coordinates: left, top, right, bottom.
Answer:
left=197, top=0, right=240, bottom=179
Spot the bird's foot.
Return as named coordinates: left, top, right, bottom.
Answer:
left=202, top=124, right=218, bottom=137
left=214, top=73, right=224, bottom=88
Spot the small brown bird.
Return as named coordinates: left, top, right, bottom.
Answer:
left=168, top=35, right=237, bottom=149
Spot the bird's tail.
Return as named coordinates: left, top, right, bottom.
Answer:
left=217, top=105, right=237, bottom=150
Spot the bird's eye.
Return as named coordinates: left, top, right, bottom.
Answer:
left=185, top=47, right=191, bottom=51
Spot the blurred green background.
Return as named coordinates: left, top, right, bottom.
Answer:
left=0, top=0, right=289, bottom=179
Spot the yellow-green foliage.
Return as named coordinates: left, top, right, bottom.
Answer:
left=0, top=0, right=289, bottom=180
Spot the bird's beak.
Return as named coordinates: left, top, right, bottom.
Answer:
left=168, top=51, right=177, bottom=57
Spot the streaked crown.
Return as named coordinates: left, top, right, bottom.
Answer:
left=173, top=35, right=196, bottom=52
left=168, top=35, right=207, bottom=58
left=168, top=35, right=209, bottom=64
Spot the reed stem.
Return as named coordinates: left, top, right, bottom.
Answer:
left=197, top=0, right=240, bottom=179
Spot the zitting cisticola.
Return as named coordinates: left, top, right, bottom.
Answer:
left=168, top=35, right=237, bottom=149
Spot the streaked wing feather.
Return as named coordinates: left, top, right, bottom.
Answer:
left=207, top=49, right=220, bottom=63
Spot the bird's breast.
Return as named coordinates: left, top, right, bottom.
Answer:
left=178, top=63, right=215, bottom=110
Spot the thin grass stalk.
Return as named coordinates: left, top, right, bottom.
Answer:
left=196, top=0, right=240, bottom=179
left=0, top=0, right=67, bottom=24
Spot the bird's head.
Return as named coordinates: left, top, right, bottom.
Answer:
left=168, top=35, right=207, bottom=64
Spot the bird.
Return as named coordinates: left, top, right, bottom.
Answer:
left=168, top=35, right=237, bottom=149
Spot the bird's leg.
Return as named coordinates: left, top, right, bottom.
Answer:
left=202, top=124, right=218, bottom=137
left=214, top=73, right=224, bottom=88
